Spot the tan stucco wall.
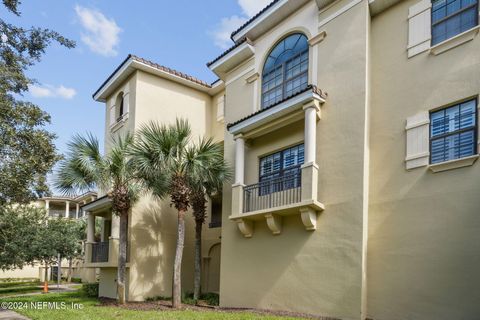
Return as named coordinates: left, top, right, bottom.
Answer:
left=368, top=0, right=480, bottom=319
left=0, top=265, right=40, bottom=279
left=220, top=1, right=370, bottom=319
left=99, top=69, right=223, bottom=302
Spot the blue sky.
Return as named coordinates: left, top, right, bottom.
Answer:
left=1, top=0, right=271, bottom=158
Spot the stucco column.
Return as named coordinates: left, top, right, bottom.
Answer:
left=303, top=103, right=319, bottom=165
left=65, top=201, right=70, bottom=218
left=87, top=212, right=95, bottom=243
left=75, top=203, right=79, bottom=219
left=110, top=214, right=120, bottom=239
left=234, top=134, right=245, bottom=185
left=45, top=200, right=50, bottom=216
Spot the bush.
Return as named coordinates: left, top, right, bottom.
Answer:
left=145, top=295, right=170, bottom=302
left=82, top=283, right=99, bottom=297
left=201, top=292, right=219, bottom=306
left=70, top=277, right=82, bottom=283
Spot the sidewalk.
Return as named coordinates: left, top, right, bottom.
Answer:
left=0, top=283, right=79, bottom=299
left=0, top=309, right=29, bottom=319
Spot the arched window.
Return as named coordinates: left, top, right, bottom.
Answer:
left=261, top=33, right=309, bottom=109
left=115, top=92, right=124, bottom=120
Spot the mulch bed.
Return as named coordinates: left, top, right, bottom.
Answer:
left=98, top=297, right=340, bottom=319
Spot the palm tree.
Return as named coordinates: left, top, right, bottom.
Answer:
left=55, top=133, right=143, bottom=304
left=186, top=139, right=230, bottom=302
left=132, top=119, right=226, bottom=308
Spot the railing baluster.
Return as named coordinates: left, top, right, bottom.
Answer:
left=243, top=169, right=302, bottom=213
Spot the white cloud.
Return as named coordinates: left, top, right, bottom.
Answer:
left=74, top=5, right=121, bottom=57
left=238, top=0, right=272, bottom=17
left=29, top=84, right=77, bottom=99
left=210, top=0, right=271, bottom=49
left=210, top=15, right=247, bottom=49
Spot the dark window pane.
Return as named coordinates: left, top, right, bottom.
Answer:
left=431, top=0, right=478, bottom=45
left=430, top=99, right=477, bottom=164
left=262, top=34, right=309, bottom=109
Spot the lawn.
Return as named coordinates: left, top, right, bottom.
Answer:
left=0, top=291, right=309, bottom=320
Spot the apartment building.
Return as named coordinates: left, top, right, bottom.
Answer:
left=85, top=0, right=480, bottom=319
left=0, top=192, right=97, bottom=281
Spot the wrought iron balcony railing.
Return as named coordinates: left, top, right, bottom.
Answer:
left=91, top=241, right=109, bottom=263
left=243, top=171, right=301, bottom=213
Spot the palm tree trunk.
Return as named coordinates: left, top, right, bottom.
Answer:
left=172, top=209, right=186, bottom=308
left=193, top=219, right=202, bottom=302
left=117, top=210, right=128, bottom=304
left=67, top=258, right=73, bottom=283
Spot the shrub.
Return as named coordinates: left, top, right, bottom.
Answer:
left=201, top=292, right=219, bottom=306
left=82, top=283, right=99, bottom=297
left=70, top=277, right=82, bottom=283
left=145, top=295, right=170, bottom=302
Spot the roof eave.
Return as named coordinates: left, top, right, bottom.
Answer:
left=208, top=42, right=255, bottom=78
left=231, top=0, right=309, bottom=43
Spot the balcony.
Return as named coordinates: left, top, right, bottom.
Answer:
left=84, top=238, right=120, bottom=267
left=229, top=163, right=324, bottom=238
left=91, top=242, right=109, bottom=263
left=243, top=171, right=302, bottom=213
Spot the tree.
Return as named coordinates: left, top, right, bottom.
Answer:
left=186, top=139, right=230, bottom=302
left=132, top=119, right=228, bottom=308
left=0, top=0, right=75, bottom=204
left=55, top=133, right=143, bottom=304
left=0, top=205, right=47, bottom=271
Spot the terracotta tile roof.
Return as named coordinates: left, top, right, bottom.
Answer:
left=206, top=37, right=252, bottom=67
left=93, top=54, right=212, bottom=99
left=230, top=0, right=281, bottom=40
left=129, top=55, right=211, bottom=88
left=227, top=85, right=327, bottom=129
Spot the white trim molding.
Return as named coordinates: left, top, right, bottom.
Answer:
left=318, top=0, right=363, bottom=28
left=429, top=155, right=479, bottom=172
left=430, top=26, right=480, bottom=55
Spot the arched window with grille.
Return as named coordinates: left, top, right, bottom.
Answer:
left=261, top=33, right=309, bottom=109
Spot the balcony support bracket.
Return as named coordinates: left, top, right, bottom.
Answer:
left=265, top=213, right=282, bottom=235
left=300, top=207, right=317, bottom=231
left=237, top=219, right=253, bottom=238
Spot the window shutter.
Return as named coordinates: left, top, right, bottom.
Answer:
left=217, top=95, right=225, bottom=121
left=109, top=106, right=116, bottom=126
left=407, top=0, right=432, bottom=58
left=405, top=111, right=430, bottom=169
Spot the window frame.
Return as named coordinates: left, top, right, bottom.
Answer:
left=431, top=0, right=479, bottom=46
left=429, top=98, right=478, bottom=164
left=261, top=34, right=309, bottom=109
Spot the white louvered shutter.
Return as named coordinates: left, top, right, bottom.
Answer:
left=407, top=0, right=432, bottom=58
left=405, top=111, right=430, bottom=169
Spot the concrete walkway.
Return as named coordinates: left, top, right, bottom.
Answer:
left=1, top=283, right=79, bottom=299
left=0, top=308, right=29, bottom=319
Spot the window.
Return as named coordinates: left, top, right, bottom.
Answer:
left=430, top=98, right=477, bottom=163
left=259, top=144, right=304, bottom=194
left=261, top=34, right=309, bottom=109
left=209, top=195, right=222, bottom=228
left=431, top=0, right=478, bottom=45
left=115, top=92, right=125, bottom=122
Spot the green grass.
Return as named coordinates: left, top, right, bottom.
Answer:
left=0, top=291, right=307, bottom=320
left=0, top=285, right=42, bottom=297
left=0, top=281, right=41, bottom=289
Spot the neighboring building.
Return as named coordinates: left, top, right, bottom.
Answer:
left=0, top=192, right=98, bottom=282
left=85, top=0, right=480, bottom=319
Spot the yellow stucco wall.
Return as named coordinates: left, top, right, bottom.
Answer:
left=220, top=1, right=370, bottom=319
left=367, top=0, right=480, bottom=319
left=100, top=69, right=224, bottom=301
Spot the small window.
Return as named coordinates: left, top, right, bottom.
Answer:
left=115, top=92, right=125, bottom=122
left=259, top=144, right=304, bottom=194
left=430, top=98, right=477, bottom=163
left=261, top=34, right=309, bottom=109
left=431, top=0, right=479, bottom=45
left=209, top=195, right=222, bottom=228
